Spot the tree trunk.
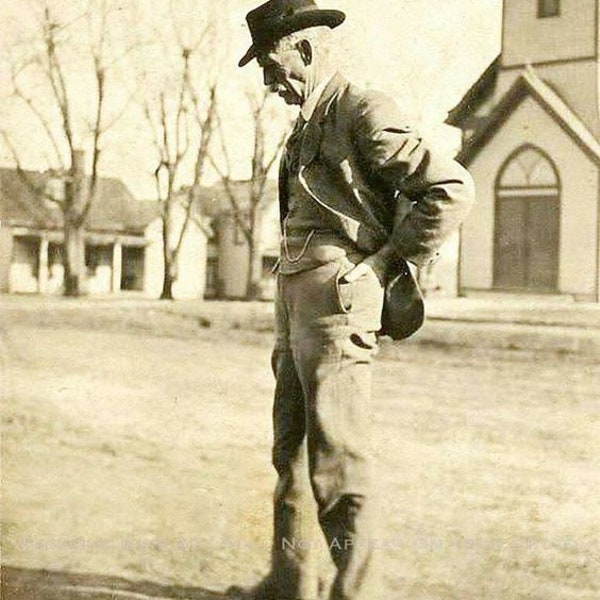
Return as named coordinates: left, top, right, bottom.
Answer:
left=63, top=218, right=85, bottom=297
left=63, top=151, right=87, bottom=297
left=160, top=217, right=176, bottom=300
left=160, top=269, right=175, bottom=300
left=246, top=234, right=263, bottom=300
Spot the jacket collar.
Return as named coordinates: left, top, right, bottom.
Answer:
left=300, top=72, right=335, bottom=122
left=311, top=71, right=348, bottom=120
left=299, top=72, right=348, bottom=166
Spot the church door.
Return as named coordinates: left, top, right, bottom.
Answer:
left=494, top=146, right=560, bottom=292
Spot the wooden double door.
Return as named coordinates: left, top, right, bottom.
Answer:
left=494, top=195, right=560, bottom=292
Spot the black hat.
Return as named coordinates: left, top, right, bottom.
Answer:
left=239, top=0, right=345, bottom=67
left=380, top=259, right=425, bottom=340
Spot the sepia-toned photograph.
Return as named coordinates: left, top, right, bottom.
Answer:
left=1, top=1, right=599, bottom=599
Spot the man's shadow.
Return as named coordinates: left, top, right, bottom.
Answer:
left=1, top=565, right=228, bottom=600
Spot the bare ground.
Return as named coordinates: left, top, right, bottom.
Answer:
left=1, top=299, right=599, bottom=599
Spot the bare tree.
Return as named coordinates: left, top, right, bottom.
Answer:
left=1, top=0, right=130, bottom=296
left=139, top=14, right=219, bottom=300
left=212, top=89, right=289, bottom=300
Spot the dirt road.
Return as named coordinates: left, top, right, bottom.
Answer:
left=1, top=304, right=599, bottom=599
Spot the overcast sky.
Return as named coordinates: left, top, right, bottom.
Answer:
left=0, top=0, right=503, bottom=198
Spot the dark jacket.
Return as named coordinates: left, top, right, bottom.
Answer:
left=278, top=73, right=475, bottom=338
left=279, top=73, right=475, bottom=266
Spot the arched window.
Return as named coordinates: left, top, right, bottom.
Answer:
left=494, top=145, right=560, bottom=292
left=497, top=146, right=559, bottom=190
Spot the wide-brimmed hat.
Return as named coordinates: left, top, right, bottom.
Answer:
left=239, top=0, right=345, bottom=67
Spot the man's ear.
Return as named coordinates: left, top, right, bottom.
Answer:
left=297, top=39, right=313, bottom=66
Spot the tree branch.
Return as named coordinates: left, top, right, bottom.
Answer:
left=1, top=130, right=65, bottom=212
left=39, top=5, right=75, bottom=163
left=173, top=85, right=218, bottom=259
left=210, top=109, right=252, bottom=243
left=9, top=59, right=68, bottom=169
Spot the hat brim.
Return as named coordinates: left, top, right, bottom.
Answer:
left=238, top=9, right=345, bottom=67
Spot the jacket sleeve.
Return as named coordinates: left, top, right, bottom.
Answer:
left=353, top=90, right=475, bottom=266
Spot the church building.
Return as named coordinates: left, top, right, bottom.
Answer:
left=448, top=0, right=600, bottom=301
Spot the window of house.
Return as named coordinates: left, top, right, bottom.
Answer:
left=12, top=236, right=40, bottom=278
left=85, top=245, right=99, bottom=276
left=47, top=243, right=64, bottom=282
left=85, top=245, right=111, bottom=277
left=121, top=246, right=145, bottom=291
left=48, top=243, right=64, bottom=265
left=205, top=256, right=219, bottom=298
left=538, top=0, right=560, bottom=18
left=262, top=255, right=278, bottom=276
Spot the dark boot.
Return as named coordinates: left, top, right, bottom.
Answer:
left=319, top=495, right=378, bottom=600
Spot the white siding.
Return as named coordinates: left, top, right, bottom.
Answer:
left=218, top=214, right=250, bottom=299
left=144, top=210, right=208, bottom=300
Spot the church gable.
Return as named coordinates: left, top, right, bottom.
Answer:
left=457, top=69, right=600, bottom=167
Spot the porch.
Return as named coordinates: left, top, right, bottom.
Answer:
left=6, top=228, right=147, bottom=296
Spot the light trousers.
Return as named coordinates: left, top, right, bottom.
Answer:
left=268, top=257, right=385, bottom=600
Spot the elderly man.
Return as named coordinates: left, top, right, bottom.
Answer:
left=230, top=1, right=475, bottom=599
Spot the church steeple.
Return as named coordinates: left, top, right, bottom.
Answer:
left=502, top=0, right=597, bottom=67
left=498, top=0, right=600, bottom=136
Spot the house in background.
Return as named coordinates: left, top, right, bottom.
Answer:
left=144, top=200, right=212, bottom=300
left=448, top=0, right=600, bottom=302
left=199, top=180, right=279, bottom=300
left=0, top=168, right=209, bottom=299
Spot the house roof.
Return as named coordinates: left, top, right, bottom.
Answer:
left=0, top=169, right=60, bottom=228
left=455, top=66, right=600, bottom=165
left=196, top=179, right=278, bottom=218
left=0, top=168, right=158, bottom=234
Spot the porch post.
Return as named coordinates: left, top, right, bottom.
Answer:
left=38, top=236, right=49, bottom=294
left=112, top=241, right=122, bottom=293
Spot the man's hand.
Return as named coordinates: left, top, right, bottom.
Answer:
left=340, top=244, right=397, bottom=286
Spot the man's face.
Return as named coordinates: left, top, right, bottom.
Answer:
left=257, top=45, right=307, bottom=106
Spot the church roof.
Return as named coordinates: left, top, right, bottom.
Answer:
left=446, top=55, right=501, bottom=128
left=454, top=66, right=600, bottom=166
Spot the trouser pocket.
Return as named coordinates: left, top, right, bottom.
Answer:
left=333, top=263, right=384, bottom=331
left=334, top=265, right=353, bottom=314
